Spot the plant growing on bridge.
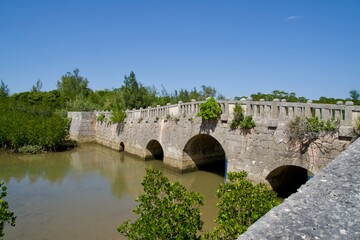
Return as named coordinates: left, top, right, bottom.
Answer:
left=355, top=115, right=360, bottom=134
left=204, top=171, right=279, bottom=239
left=97, top=113, right=105, bottom=123
left=288, top=116, right=339, bottom=153
left=197, top=97, right=222, bottom=121
left=110, top=104, right=127, bottom=123
left=230, top=104, right=256, bottom=130
left=0, top=182, right=16, bottom=238
left=117, top=168, right=204, bottom=239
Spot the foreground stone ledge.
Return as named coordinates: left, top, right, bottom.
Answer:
left=238, top=138, right=360, bottom=240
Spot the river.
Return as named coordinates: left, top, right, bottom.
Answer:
left=0, top=143, right=224, bottom=239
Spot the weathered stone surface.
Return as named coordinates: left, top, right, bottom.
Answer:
left=238, top=138, right=360, bottom=240
left=68, top=112, right=354, bottom=185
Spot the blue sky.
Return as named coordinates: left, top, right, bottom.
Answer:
left=1, top=0, right=359, bottom=100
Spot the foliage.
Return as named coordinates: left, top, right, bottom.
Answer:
left=118, top=168, right=204, bottom=240
left=230, top=104, right=256, bottom=130
left=0, top=182, right=16, bottom=238
left=0, top=80, right=10, bottom=98
left=240, top=115, right=256, bottom=129
left=65, top=95, right=98, bottom=111
left=349, top=89, right=360, bottom=101
left=288, top=116, right=339, bottom=153
left=18, top=145, right=43, bottom=154
left=0, top=101, right=70, bottom=151
left=355, top=115, right=360, bottom=134
left=97, top=113, right=106, bottom=123
left=110, top=104, right=127, bottom=123
left=251, top=90, right=308, bottom=103
left=11, top=90, right=64, bottom=110
left=197, top=97, right=222, bottom=121
left=204, top=172, right=279, bottom=239
left=31, top=79, right=42, bottom=93
left=57, top=68, right=90, bottom=101
left=120, top=71, right=157, bottom=110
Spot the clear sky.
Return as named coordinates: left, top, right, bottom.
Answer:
left=1, top=0, right=359, bottom=100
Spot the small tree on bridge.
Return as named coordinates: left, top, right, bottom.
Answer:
left=197, top=97, right=222, bottom=121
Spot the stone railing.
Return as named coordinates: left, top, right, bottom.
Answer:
left=94, top=99, right=360, bottom=128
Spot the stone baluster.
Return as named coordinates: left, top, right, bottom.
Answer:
left=335, top=101, right=343, bottom=120
left=345, top=101, right=354, bottom=126
left=271, top=99, right=280, bottom=119
left=305, top=100, right=313, bottom=118
left=178, top=101, right=183, bottom=117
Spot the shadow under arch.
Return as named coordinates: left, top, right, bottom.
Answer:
left=145, top=140, right=164, bottom=161
left=183, top=134, right=226, bottom=177
left=266, top=165, right=313, bottom=198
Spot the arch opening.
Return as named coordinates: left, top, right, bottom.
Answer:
left=119, top=142, right=125, bottom=152
left=266, top=165, right=312, bottom=198
left=145, top=140, right=164, bottom=161
left=183, top=134, right=226, bottom=176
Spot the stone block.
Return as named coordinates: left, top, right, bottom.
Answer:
left=338, top=126, right=355, bottom=138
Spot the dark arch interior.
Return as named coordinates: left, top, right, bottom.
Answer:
left=145, top=140, right=164, bottom=160
left=183, top=134, right=226, bottom=176
left=266, top=165, right=311, bottom=198
left=119, top=142, right=125, bottom=152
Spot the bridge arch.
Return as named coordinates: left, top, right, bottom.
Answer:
left=145, top=140, right=164, bottom=160
left=182, top=134, right=226, bottom=175
left=119, top=142, right=125, bottom=152
left=266, top=165, right=313, bottom=198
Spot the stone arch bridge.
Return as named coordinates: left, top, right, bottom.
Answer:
left=68, top=99, right=359, bottom=195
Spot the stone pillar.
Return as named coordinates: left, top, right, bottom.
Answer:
left=271, top=99, right=280, bottom=119
left=345, top=101, right=354, bottom=126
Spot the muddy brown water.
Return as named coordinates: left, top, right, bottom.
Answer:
left=0, top=143, right=224, bottom=239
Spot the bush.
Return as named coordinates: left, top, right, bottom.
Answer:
left=117, top=168, right=204, bottom=239
left=0, top=182, right=16, bottom=238
left=204, top=172, right=279, bottom=239
left=288, top=116, right=339, bottom=154
left=197, top=97, right=222, bottom=121
left=230, top=104, right=256, bottom=130
left=18, top=145, right=43, bottom=154
left=355, top=115, right=360, bottom=134
left=0, top=102, right=70, bottom=151
left=97, top=113, right=106, bottom=123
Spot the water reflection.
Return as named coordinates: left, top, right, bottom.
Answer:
left=0, top=144, right=223, bottom=239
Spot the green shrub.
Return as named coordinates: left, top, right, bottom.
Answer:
left=204, top=172, right=279, bottom=239
left=18, top=145, right=43, bottom=154
left=230, top=104, right=256, bottom=130
left=355, top=115, right=360, bottom=134
left=97, top=113, right=106, bottom=123
left=0, top=103, right=70, bottom=151
left=117, top=168, right=204, bottom=239
left=197, top=97, right=222, bottom=121
left=0, top=182, right=16, bottom=238
left=240, top=115, right=256, bottom=129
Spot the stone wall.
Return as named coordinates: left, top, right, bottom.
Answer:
left=238, top=138, right=360, bottom=239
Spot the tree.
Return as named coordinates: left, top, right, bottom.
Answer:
left=204, top=172, right=279, bottom=239
left=0, top=80, right=10, bottom=98
left=120, top=71, right=156, bottom=109
left=31, top=79, right=42, bottom=92
left=200, top=85, right=217, bottom=100
left=349, top=89, right=360, bottom=101
left=0, top=182, right=16, bottom=238
left=118, top=168, right=204, bottom=239
left=57, top=68, right=89, bottom=100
